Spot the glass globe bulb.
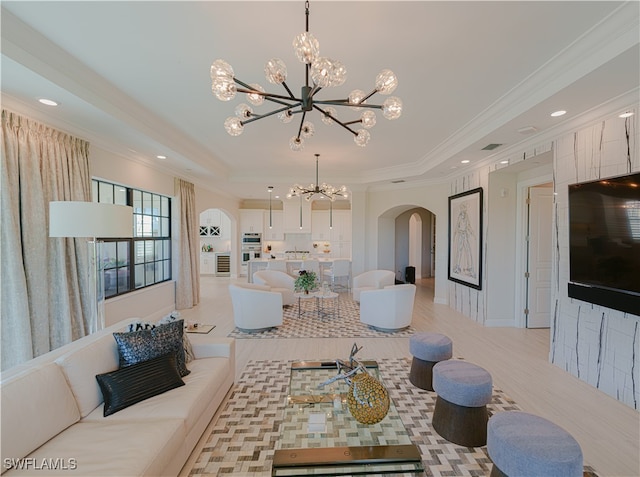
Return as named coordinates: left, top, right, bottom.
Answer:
left=210, top=59, right=234, bottom=80
left=310, top=57, right=333, bottom=88
left=247, top=84, right=265, bottom=106
left=321, top=107, right=337, bottom=125
left=361, top=110, right=376, bottom=129
left=211, top=78, right=236, bottom=101
left=301, top=121, right=315, bottom=138
left=265, top=58, right=287, bottom=84
left=235, top=103, right=253, bottom=119
left=293, top=32, right=319, bottom=64
left=354, top=129, right=370, bottom=147
left=375, top=69, right=398, bottom=95
left=329, top=60, right=347, bottom=87
left=349, top=89, right=366, bottom=109
left=224, top=117, right=244, bottom=136
left=278, top=109, right=294, bottom=124
left=382, top=96, right=403, bottom=120
left=290, top=136, right=304, bottom=151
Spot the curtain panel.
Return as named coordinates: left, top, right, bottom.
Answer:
left=175, top=178, right=199, bottom=309
left=1, top=110, right=93, bottom=370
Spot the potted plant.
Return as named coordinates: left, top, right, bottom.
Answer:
left=294, top=270, right=318, bottom=294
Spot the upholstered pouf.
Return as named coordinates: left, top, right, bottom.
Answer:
left=432, top=360, right=492, bottom=447
left=487, top=411, right=583, bottom=477
left=409, top=332, right=452, bottom=391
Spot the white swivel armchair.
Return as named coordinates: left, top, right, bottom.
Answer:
left=229, top=283, right=283, bottom=332
left=352, top=269, right=396, bottom=302
left=359, top=284, right=416, bottom=331
left=253, top=270, right=296, bottom=306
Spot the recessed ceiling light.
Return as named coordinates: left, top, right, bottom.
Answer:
left=619, top=112, right=634, bottom=118
left=461, top=160, right=470, bottom=164
left=156, top=155, right=167, bottom=159
left=38, top=98, right=58, bottom=106
left=500, top=160, right=509, bottom=164
left=550, top=110, right=566, bottom=117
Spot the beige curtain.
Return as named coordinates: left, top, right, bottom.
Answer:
left=175, top=178, right=199, bottom=309
left=1, top=110, right=93, bottom=370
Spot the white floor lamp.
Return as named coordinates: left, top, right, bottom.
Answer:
left=49, top=201, right=133, bottom=334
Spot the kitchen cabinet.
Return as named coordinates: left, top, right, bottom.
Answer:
left=311, top=210, right=331, bottom=241
left=240, top=209, right=264, bottom=234
left=263, top=210, right=284, bottom=241
left=200, top=253, right=215, bottom=275
left=330, top=210, right=351, bottom=242
left=200, top=208, right=230, bottom=239
left=283, top=200, right=311, bottom=233
left=332, top=241, right=352, bottom=259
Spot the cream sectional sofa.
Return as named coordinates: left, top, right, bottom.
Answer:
left=1, top=318, right=235, bottom=476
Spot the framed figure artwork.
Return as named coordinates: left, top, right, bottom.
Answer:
left=448, top=187, right=483, bottom=290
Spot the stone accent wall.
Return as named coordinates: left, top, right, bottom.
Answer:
left=551, top=112, right=639, bottom=409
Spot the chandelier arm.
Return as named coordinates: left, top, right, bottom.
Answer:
left=312, top=105, right=358, bottom=136
left=235, top=87, right=301, bottom=106
left=360, top=88, right=379, bottom=103
left=314, top=100, right=383, bottom=110
left=240, top=104, right=301, bottom=126
left=295, top=111, right=308, bottom=140
left=343, top=119, right=363, bottom=126
left=281, top=81, right=296, bottom=100
left=310, top=85, right=322, bottom=98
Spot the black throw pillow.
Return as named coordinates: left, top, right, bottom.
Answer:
left=96, top=353, right=185, bottom=417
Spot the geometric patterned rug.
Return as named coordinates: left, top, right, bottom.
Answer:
left=227, top=293, right=416, bottom=339
left=187, top=358, right=600, bottom=476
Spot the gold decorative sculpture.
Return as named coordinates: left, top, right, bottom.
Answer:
left=319, top=343, right=390, bottom=425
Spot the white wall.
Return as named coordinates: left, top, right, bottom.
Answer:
left=362, top=182, right=449, bottom=304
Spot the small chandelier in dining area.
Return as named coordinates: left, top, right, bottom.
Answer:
left=210, top=1, right=402, bottom=151
left=287, top=154, right=347, bottom=201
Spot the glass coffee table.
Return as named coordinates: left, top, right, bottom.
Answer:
left=272, top=360, right=423, bottom=476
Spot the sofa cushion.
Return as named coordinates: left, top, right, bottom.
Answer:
left=83, top=356, right=231, bottom=432
left=113, top=319, right=190, bottom=377
left=4, top=419, right=185, bottom=477
left=56, top=333, right=120, bottom=418
left=1, top=363, right=80, bottom=469
left=96, top=353, right=185, bottom=417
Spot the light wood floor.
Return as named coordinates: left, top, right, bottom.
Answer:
left=180, top=276, right=639, bottom=477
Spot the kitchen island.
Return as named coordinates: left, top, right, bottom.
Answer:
left=247, top=258, right=346, bottom=283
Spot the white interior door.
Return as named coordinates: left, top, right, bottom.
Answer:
left=526, top=185, right=553, bottom=328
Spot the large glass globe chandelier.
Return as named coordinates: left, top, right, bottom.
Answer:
left=210, top=1, right=402, bottom=151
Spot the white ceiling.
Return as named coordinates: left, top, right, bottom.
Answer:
left=1, top=1, right=638, bottom=201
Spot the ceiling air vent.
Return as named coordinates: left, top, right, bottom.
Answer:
left=481, top=143, right=503, bottom=151
left=391, top=179, right=405, bottom=183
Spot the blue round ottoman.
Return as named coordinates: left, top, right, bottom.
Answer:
left=487, top=411, right=583, bottom=477
left=432, top=360, right=493, bottom=447
left=409, top=333, right=452, bottom=391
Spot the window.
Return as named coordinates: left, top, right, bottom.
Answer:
left=92, top=179, right=171, bottom=297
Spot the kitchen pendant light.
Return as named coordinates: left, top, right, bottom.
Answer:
left=210, top=1, right=402, bottom=151
left=267, top=185, right=274, bottom=229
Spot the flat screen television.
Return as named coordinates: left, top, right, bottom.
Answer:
left=568, top=172, right=640, bottom=315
